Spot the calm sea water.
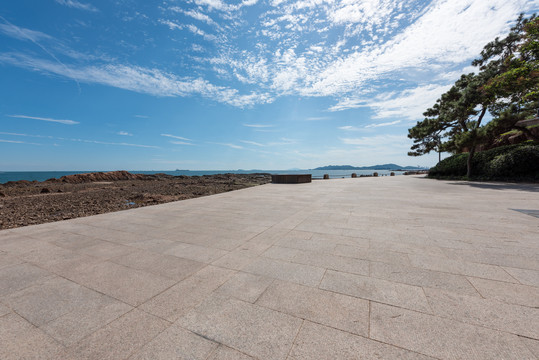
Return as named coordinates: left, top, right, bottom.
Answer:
left=0, top=169, right=404, bottom=184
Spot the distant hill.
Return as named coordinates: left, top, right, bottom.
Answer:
left=314, top=164, right=428, bottom=170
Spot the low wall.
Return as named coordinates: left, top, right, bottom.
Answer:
left=271, top=174, right=312, bottom=184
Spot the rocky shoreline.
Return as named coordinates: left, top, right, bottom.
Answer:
left=0, top=171, right=271, bottom=230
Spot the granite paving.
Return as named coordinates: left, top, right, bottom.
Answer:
left=0, top=175, right=538, bottom=359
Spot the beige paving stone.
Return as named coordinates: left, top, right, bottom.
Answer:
left=48, top=232, right=102, bottom=250
left=65, top=309, right=170, bottom=360
left=503, top=266, right=539, bottom=287
left=208, top=345, right=255, bottom=360
left=274, top=235, right=338, bottom=253
left=289, top=320, right=434, bottom=360
left=256, top=280, right=369, bottom=336
left=211, top=249, right=258, bottom=270
left=467, top=276, right=539, bottom=307
left=444, top=248, right=539, bottom=271
left=290, top=248, right=370, bottom=276
left=319, top=269, right=431, bottom=312
left=140, top=265, right=235, bottom=321
left=0, top=263, right=53, bottom=297
left=179, top=295, right=302, bottom=360
left=370, top=261, right=479, bottom=296
left=334, top=244, right=412, bottom=266
left=438, top=286, right=539, bottom=335
left=130, top=323, right=217, bottom=360
left=165, top=243, right=228, bottom=263
left=408, top=253, right=516, bottom=282
left=111, top=249, right=204, bottom=281
left=370, top=302, right=535, bottom=360
left=19, top=242, right=102, bottom=277
left=0, top=302, right=11, bottom=317
left=243, top=257, right=326, bottom=287
left=69, top=261, right=176, bottom=306
left=262, top=245, right=302, bottom=261
left=215, top=271, right=274, bottom=303
left=520, top=337, right=539, bottom=358
left=0, top=313, right=64, bottom=360
left=0, top=250, right=23, bottom=269
left=76, top=240, right=137, bottom=259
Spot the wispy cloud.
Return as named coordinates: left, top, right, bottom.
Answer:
left=55, top=0, right=98, bottom=12
left=338, top=125, right=362, bottom=131
left=170, top=141, right=195, bottom=145
left=7, top=114, right=79, bottom=125
left=1, top=131, right=156, bottom=148
left=0, top=139, right=41, bottom=145
left=117, top=131, right=133, bottom=136
left=306, top=116, right=330, bottom=121
left=243, top=123, right=273, bottom=128
left=161, top=133, right=192, bottom=141
left=213, top=142, right=244, bottom=149
left=365, top=120, right=401, bottom=128
left=240, top=140, right=265, bottom=147
left=0, top=53, right=272, bottom=107
left=0, top=22, right=52, bottom=42
left=134, top=115, right=149, bottom=119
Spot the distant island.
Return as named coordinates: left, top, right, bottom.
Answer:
left=314, top=164, right=428, bottom=171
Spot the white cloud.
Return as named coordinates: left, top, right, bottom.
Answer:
left=240, top=140, right=265, bottom=147
left=306, top=116, right=330, bottom=121
left=0, top=139, right=41, bottom=145
left=214, top=142, right=244, bottom=149
left=117, top=131, right=133, bottom=136
left=0, top=53, right=272, bottom=107
left=0, top=22, right=52, bottom=42
left=7, top=114, right=79, bottom=125
left=365, top=120, right=401, bottom=128
left=170, top=141, right=195, bottom=145
left=161, top=134, right=192, bottom=141
left=243, top=124, right=273, bottom=128
left=55, top=0, right=98, bottom=12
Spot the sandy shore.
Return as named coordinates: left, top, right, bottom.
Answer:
left=0, top=171, right=271, bottom=229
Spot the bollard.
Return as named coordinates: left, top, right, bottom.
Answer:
left=390, top=172, right=395, bottom=176
left=351, top=173, right=357, bottom=178
left=323, top=174, right=330, bottom=179
left=373, top=172, right=378, bottom=177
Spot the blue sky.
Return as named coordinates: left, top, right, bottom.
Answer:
left=1, top=0, right=537, bottom=171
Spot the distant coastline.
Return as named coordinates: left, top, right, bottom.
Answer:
left=314, top=164, right=428, bottom=171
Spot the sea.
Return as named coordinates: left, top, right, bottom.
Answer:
left=0, top=169, right=405, bottom=184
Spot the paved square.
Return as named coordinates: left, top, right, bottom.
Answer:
left=0, top=176, right=538, bottom=359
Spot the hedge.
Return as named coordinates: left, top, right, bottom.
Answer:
left=428, top=142, right=539, bottom=180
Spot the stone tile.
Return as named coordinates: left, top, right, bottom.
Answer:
left=69, top=261, right=176, bottom=306
left=0, top=302, right=11, bottom=317
left=520, top=337, right=539, bottom=358
left=179, top=295, right=302, bottom=360
left=262, top=246, right=302, bottom=261
left=274, top=235, right=337, bottom=253
left=130, top=323, right=217, bottom=360
left=424, top=288, right=539, bottom=339
left=211, top=249, right=258, bottom=270
left=0, top=263, right=52, bottom=297
left=444, top=248, right=539, bottom=271
left=19, top=243, right=101, bottom=277
left=215, top=272, right=274, bottom=303
left=49, top=232, right=102, bottom=251
left=111, top=249, right=204, bottom=281
left=165, top=243, right=228, bottom=263
left=256, top=280, right=369, bottom=336
left=370, top=261, right=479, bottom=296
left=408, top=253, right=516, bottom=282
left=243, top=257, right=325, bottom=287
left=291, top=249, right=369, bottom=276
left=65, top=309, right=170, bottom=360
left=370, top=302, right=535, bottom=360
left=140, top=265, right=235, bottom=321
left=290, top=320, right=434, bottom=360
left=0, top=251, right=23, bottom=269
left=334, top=244, right=412, bottom=266
left=0, top=312, right=64, bottom=360
left=76, top=240, right=136, bottom=259
left=208, top=345, right=255, bottom=360
left=319, top=270, right=430, bottom=312
left=467, top=277, right=539, bottom=307
left=503, top=267, right=539, bottom=287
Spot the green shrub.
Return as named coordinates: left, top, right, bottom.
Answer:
left=428, top=142, right=539, bottom=180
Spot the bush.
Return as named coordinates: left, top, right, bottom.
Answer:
left=428, top=142, right=539, bottom=180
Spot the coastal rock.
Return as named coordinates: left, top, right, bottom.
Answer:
left=51, top=170, right=146, bottom=184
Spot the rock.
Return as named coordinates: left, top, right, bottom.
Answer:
left=40, top=188, right=51, bottom=194
left=0, top=191, right=5, bottom=197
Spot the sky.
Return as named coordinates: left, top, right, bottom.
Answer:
left=1, top=0, right=538, bottom=171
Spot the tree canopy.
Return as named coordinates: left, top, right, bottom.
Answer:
left=408, top=14, right=539, bottom=177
